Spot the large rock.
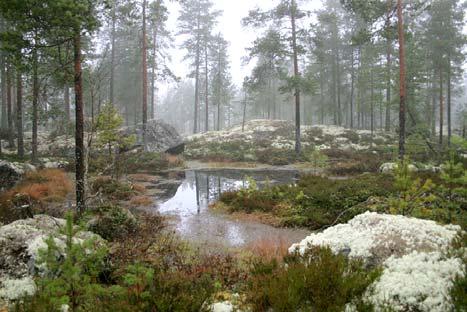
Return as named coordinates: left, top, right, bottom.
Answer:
left=0, top=215, right=104, bottom=284
left=123, top=119, right=184, bottom=153
left=289, top=212, right=464, bottom=312
left=0, top=161, right=36, bottom=190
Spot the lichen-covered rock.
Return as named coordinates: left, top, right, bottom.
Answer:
left=0, top=215, right=104, bottom=281
left=367, top=251, right=464, bottom=312
left=289, top=212, right=460, bottom=264
left=0, top=277, right=36, bottom=302
left=123, top=119, right=184, bottom=153
left=289, top=212, right=464, bottom=312
left=185, top=119, right=395, bottom=162
left=379, top=162, right=418, bottom=173
left=0, top=160, right=36, bottom=190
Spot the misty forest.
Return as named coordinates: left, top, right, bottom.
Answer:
left=0, top=0, right=466, bottom=311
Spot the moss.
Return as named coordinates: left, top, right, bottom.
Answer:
left=220, top=174, right=395, bottom=229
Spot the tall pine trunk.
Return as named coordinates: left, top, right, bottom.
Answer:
left=439, top=67, right=444, bottom=147
left=336, top=47, right=342, bottom=126
left=397, top=0, right=406, bottom=160
left=151, top=26, right=158, bottom=120
left=350, top=47, right=355, bottom=129
left=447, top=55, right=451, bottom=146
left=142, top=0, right=148, bottom=149
left=110, top=0, right=116, bottom=105
left=204, top=44, right=209, bottom=132
left=6, top=66, right=14, bottom=148
left=291, top=0, right=301, bottom=154
left=385, top=39, right=392, bottom=132
left=74, top=32, right=85, bottom=215
left=16, top=70, right=24, bottom=158
left=32, top=45, right=39, bottom=163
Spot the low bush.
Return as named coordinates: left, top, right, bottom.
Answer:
left=245, top=246, right=381, bottom=312
left=90, top=177, right=137, bottom=201
left=87, top=204, right=137, bottom=241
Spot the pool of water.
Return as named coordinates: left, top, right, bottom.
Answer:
left=153, top=169, right=310, bottom=249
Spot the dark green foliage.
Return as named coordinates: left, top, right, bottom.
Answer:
left=87, top=204, right=137, bottom=241
left=15, top=213, right=118, bottom=312
left=220, top=174, right=395, bottom=229
left=90, top=177, right=136, bottom=201
left=246, top=247, right=380, bottom=312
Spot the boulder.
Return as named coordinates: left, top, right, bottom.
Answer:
left=0, top=161, right=36, bottom=190
left=289, top=212, right=464, bottom=312
left=123, top=119, right=184, bottom=153
left=0, top=215, right=104, bottom=282
left=379, top=162, right=417, bottom=173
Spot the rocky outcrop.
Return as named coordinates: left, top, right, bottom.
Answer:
left=289, top=212, right=464, bottom=312
left=185, top=119, right=396, bottom=161
left=123, top=119, right=184, bottom=153
left=0, top=161, right=36, bottom=190
left=0, top=215, right=104, bottom=304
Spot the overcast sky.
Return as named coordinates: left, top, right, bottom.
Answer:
left=163, top=0, right=323, bottom=89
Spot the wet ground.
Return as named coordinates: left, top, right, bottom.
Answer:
left=149, top=169, right=310, bottom=250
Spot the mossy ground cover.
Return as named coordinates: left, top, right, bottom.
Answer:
left=219, top=174, right=396, bottom=229
left=218, top=162, right=467, bottom=230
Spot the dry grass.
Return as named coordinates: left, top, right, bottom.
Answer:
left=129, top=195, right=154, bottom=207
left=131, top=183, right=146, bottom=194
left=0, top=169, right=72, bottom=205
left=246, top=237, right=290, bottom=263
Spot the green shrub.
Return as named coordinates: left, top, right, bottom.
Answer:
left=87, top=204, right=137, bottom=241
left=16, top=213, right=121, bottom=312
left=246, top=247, right=380, bottom=312
left=91, top=177, right=136, bottom=201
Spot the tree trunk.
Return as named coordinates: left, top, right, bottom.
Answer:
left=193, top=48, right=200, bottom=133
left=110, top=0, right=116, bottom=105
left=370, top=69, right=374, bottom=139
left=32, top=46, right=39, bottom=163
left=204, top=44, right=209, bottom=132
left=397, top=0, right=406, bottom=160
left=385, top=39, right=392, bottom=132
left=350, top=47, right=355, bottom=129
left=216, top=48, right=221, bottom=131
left=447, top=55, right=451, bottom=146
left=16, top=70, right=24, bottom=158
left=242, top=91, right=247, bottom=132
left=431, top=79, right=436, bottom=136
left=151, top=26, right=158, bottom=120
left=336, top=47, right=342, bottom=126
left=6, top=66, right=14, bottom=148
left=74, top=32, right=85, bottom=215
left=439, top=67, right=444, bottom=147
left=0, top=50, right=6, bottom=132
left=142, top=0, right=148, bottom=149
left=291, top=0, right=301, bottom=154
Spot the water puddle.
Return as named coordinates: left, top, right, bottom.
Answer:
left=153, top=169, right=310, bottom=249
